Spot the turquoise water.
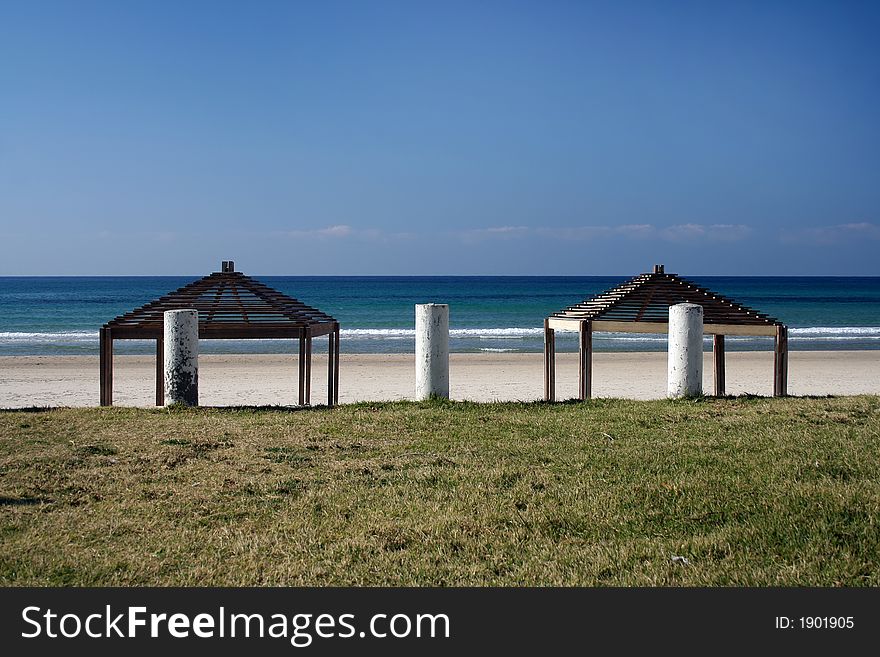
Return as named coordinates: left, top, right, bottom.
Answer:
left=1, top=276, right=878, bottom=355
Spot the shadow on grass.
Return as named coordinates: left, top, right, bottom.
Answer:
left=0, top=496, right=52, bottom=506
left=0, top=406, right=61, bottom=414
left=0, top=403, right=339, bottom=415
left=163, top=403, right=331, bottom=415
left=0, top=394, right=845, bottom=415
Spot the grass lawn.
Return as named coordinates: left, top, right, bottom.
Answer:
left=1, top=396, right=878, bottom=586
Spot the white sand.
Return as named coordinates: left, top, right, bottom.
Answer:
left=0, top=351, right=877, bottom=408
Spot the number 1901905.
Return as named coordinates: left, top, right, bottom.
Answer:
left=799, top=617, right=854, bottom=629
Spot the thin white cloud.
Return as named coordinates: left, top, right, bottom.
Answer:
left=276, top=225, right=415, bottom=244
left=318, top=224, right=353, bottom=238
left=616, top=224, right=655, bottom=238
left=461, top=223, right=752, bottom=243
left=458, top=226, right=530, bottom=244
left=660, top=223, right=752, bottom=243
left=534, top=225, right=614, bottom=240
left=283, top=224, right=354, bottom=239
left=781, top=222, right=880, bottom=245
left=283, top=222, right=755, bottom=246
left=388, top=231, right=417, bottom=240
left=483, top=226, right=530, bottom=234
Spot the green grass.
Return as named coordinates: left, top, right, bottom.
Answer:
left=1, top=396, right=878, bottom=586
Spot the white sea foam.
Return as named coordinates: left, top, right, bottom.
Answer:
left=789, top=326, right=880, bottom=336
left=0, top=331, right=97, bottom=342
left=788, top=336, right=880, bottom=341
left=340, top=329, right=415, bottom=338
left=1, top=326, right=879, bottom=346
left=340, top=327, right=544, bottom=339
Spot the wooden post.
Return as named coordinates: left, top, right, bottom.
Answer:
left=304, top=333, right=312, bottom=405
left=578, top=320, right=592, bottom=400
left=713, top=334, right=726, bottom=397
left=327, top=329, right=336, bottom=407
left=780, top=326, right=789, bottom=396
left=543, top=319, right=555, bottom=402
left=333, top=326, right=340, bottom=406
left=298, top=336, right=306, bottom=406
left=99, top=327, right=113, bottom=406
left=155, top=337, right=164, bottom=406
left=774, top=325, right=788, bottom=397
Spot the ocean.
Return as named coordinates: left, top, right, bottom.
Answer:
left=1, top=276, right=879, bottom=356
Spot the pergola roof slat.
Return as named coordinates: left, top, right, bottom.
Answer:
left=99, top=261, right=341, bottom=408
left=104, top=267, right=337, bottom=334
left=550, top=268, right=782, bottom=327
left=542, top=264, right=789, bottom=402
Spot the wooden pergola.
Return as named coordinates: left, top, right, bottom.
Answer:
left=99, top=261, right=340, bottom=407
left=543, top=265, right=788, bottom=400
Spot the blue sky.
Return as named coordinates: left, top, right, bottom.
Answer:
left=1, top=0, right=878, bottom=275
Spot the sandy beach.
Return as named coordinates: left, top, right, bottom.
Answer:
left=1, top=351, right=877, bottom=408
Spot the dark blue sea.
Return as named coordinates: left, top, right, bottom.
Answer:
left=1, top=276, right=879, bottom=355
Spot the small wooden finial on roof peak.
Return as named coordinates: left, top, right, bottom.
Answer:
left=221, top=260, right=235, bottom=273
left=653, top=264, right=665, bottom=274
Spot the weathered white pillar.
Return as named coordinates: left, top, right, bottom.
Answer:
left=164, top=309, right=199, bottom=406
left=668, top=303, right=703, bottom=398
left=415, top=303, right=449, bottom=400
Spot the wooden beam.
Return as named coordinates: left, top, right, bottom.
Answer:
left=713, top=334, right=725, bottom=397
left=774, top=329, right=781, bottom=397
left=544, top=319, right=555, bottom=402
left=547, top=318, right=778, bottom=337
left=99, top=328, right=108, bottom=406
left=304, top=334, right=312, bottom=406
left=333, top=326, right=340, bottom=406
left=110, top=326, right=310, bottom=340
left=774, top=326, right=788, bottom=397
left=298, top=336, right=306, bottom=406
left=99, top=327, right=113, bottom=406
left=578, top=320, right=592, bottom=400
left=327, top=330, right=336, bottom=407
left=780, top=326, right=789, bottom=396
left=155, top=337, right=165, bottom=406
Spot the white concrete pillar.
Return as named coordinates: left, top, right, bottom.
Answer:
left=164, top=309, right=199, bottom=406
left=415, top=303, right=449, bottom=400
left=668, top=303, right=703, bottom=398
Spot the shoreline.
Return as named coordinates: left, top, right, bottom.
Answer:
left=1, top=351, right=878, bottom=407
